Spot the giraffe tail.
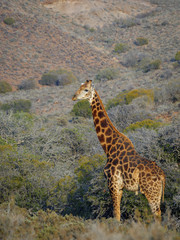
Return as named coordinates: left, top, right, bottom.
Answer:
left=161, top=175, right=165, bottom=203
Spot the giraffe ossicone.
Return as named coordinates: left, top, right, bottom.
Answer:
left=72, top=80, right=165, bottom=222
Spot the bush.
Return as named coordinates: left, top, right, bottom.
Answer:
left=0, top=99, right=32, bottom=113
left=107, top=103, right=152, bottom=131
left=114, top=43, right=129, bottom=54
left=154, top=79, right=180, bottom=104
left=143, top=59, right=161, bottom=73
left=18, top=78, right=37, bottom=90
left=106, top=89, right=154, bottom=110
left=122, top=51, right=151, bottom=68
left=114, top=18, right=140, bottom=28
left=39, top=69, right=77, bottom=86
left=72, top=100, right=92, bottom=118
left=106, top=91, right=127, bottom=110
left=124, top=119, right=164, bottom=132
left=3, top=17, right=15, bottom=25
left=135, top=37, right=149, bottom=46
left=175, top=51, right=180, bottom=61
left=125, top=89, right=154, bottom=104
left=95, top=68, right=118, bottom=82
left=0, top=81, right=12, bottom=93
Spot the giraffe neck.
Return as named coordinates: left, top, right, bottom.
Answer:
left=90, top=90, right=135, bottom=155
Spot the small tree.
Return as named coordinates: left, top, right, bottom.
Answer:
left=0, top=81, right=12, bottom=94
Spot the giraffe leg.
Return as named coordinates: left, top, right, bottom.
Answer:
left=145, top=193, right=162, bottom=223
left=149, top=201, right=162, bottom=223
left=110, top=189, right=123, bottom=221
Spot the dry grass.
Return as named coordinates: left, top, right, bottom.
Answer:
left=0, top=200, right=179, bottom=240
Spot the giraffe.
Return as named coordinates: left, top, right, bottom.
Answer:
left=72, top=80, right=165, bottom=222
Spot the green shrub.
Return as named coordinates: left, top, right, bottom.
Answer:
left=0, top=81, right=12, bottom=93
left=18, top=79, right=37, bottom=90
left=95, top=68, right=118, bottom=82
left=72, top=100, right=92, bottom=118
left=3, top=17, right=15, bottom=25
left=0, top=99, right=31, bottom=113
left=143, top=59, right=161, bottom=73
left=175, top=51, right=180, bottom=61
left=135, top=37, right=149, bottom=46
left=106, top=89, right=154, bottom=110
left=39, top=69, right=77, bottom=86
left=106, top=91, right=127, bottom=110
left=124, top=119, right=164, bottom=132
left=114, top=43, right=129, bottom=54
left=125, top=89, right=154, bottom=104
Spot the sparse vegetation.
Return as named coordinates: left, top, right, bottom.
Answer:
left=154, top=79, right=180, bottom=104
left=95, top=68, right=118, bottom=82
left=175, top=51, right=180, bottom=61
left=143, top=59, right=161, bottom=73
left=0, top=99, right=32, bottom=113
left=72, top=100, right=92, bottom=118
left=18, top=78, right=37, bottom=90
left=114, top=43, right=129, bottom=54
left=0, top=81, right=12, bottom=93
left=124, top=119, right=164, bottom=132
left=39, top=69, right=77, bottom=86
left=3, top=17, right=15, bottom=25
left=106, top=88, right=154, bottom=110
left=135, top=37, right=149, bottom=46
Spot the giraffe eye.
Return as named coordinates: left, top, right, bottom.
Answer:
left=84, top=89, right=89, bottom=92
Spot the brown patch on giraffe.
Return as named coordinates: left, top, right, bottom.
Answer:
left=106, top=136, right=112, bottom=144
left=111, top=166, right=115, bottom=175
left=92, top=104, right=96, bottom=109
left=123, top=172, right=128, bottom=178
left=93, top=109, right=97, bottom=117
left=117, top=165, right=123, bottom=171
left=112, top=138, right=118, bottom=144
left=112, top=153, right=117, bottom=159
left=96, top=126, right=101, bottom=133
left=98, top=111, right=104, bottom=118
left=138, top=164, right=144, bottom=171
left=124, top=163, right=129, bottom=171
left=98, top=134, right=105, bottom=143
left=107, top=144, right=111, bottom=152
left=94, top=118, right=99, bottom=125
left=101, top=118, right=108, bottom=128
left=127, top=150, right=134, bottom=156
left=124, top=141, right=129, bottom=148
left=123, top=156, right=128, bottom=163
left=102, top=144, right=106, bottom=151
left=105, top=128, right=112, bottom=136
left=120, top=150, right=126, bottom=158
left=120, top=145, right=124, bottom=151
left=117, top=150, right=120, bottom=156
left=113, top=159, right=118, bottom=166
left=110, top=146, right=116, bottom=154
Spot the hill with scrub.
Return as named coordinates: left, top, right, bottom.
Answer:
left=0, top=0, right=180, bottom=239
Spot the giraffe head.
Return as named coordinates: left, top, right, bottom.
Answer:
left=72, top=80, right=94, bottom=102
